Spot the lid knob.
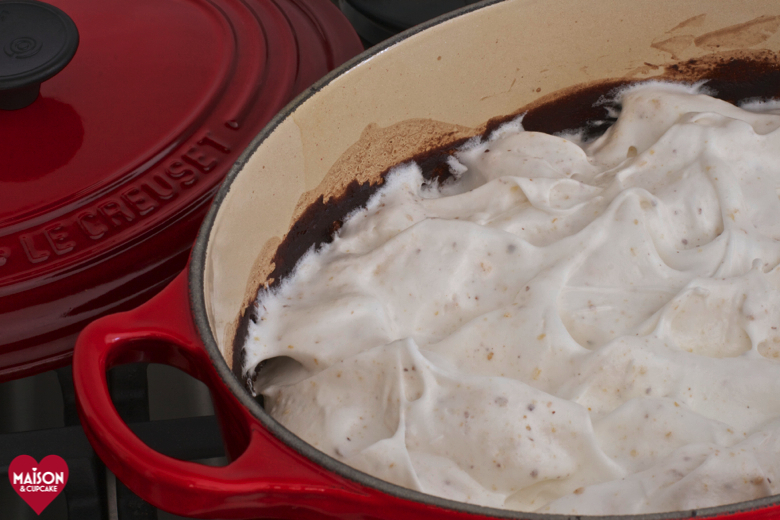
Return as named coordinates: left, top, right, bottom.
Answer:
left=0, top=0, right=78, bottom=110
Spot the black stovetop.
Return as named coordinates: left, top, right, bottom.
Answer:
left=0, top=364, right=227, bottom=519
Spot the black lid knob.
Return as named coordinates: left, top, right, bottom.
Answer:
left=0, top=0, right=78, bottom=110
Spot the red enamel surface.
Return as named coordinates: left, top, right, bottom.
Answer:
left=0, top=0, right=362, bottom=381
left=0, top=0, right=233, bottom=226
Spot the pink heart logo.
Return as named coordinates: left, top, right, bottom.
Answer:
left=8, top=455, right=69, bottom=514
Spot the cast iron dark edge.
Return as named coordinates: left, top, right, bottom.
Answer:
left=188, top=2, right=779, bottom=519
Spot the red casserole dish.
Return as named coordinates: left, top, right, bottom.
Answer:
left=0, top=0, right=361, bottom=382
left=73, top=0, right=780, bottom=517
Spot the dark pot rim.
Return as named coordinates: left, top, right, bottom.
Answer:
left=188, top=0, right=780, bottom=518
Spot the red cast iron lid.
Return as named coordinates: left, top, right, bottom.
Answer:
left=0, top=0, right=362, bottom=381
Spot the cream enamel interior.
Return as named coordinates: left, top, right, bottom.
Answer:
left=202, top=0, right=780, bottom=366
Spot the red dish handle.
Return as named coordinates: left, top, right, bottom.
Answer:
left=73, top=270, right=372, bottom=519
